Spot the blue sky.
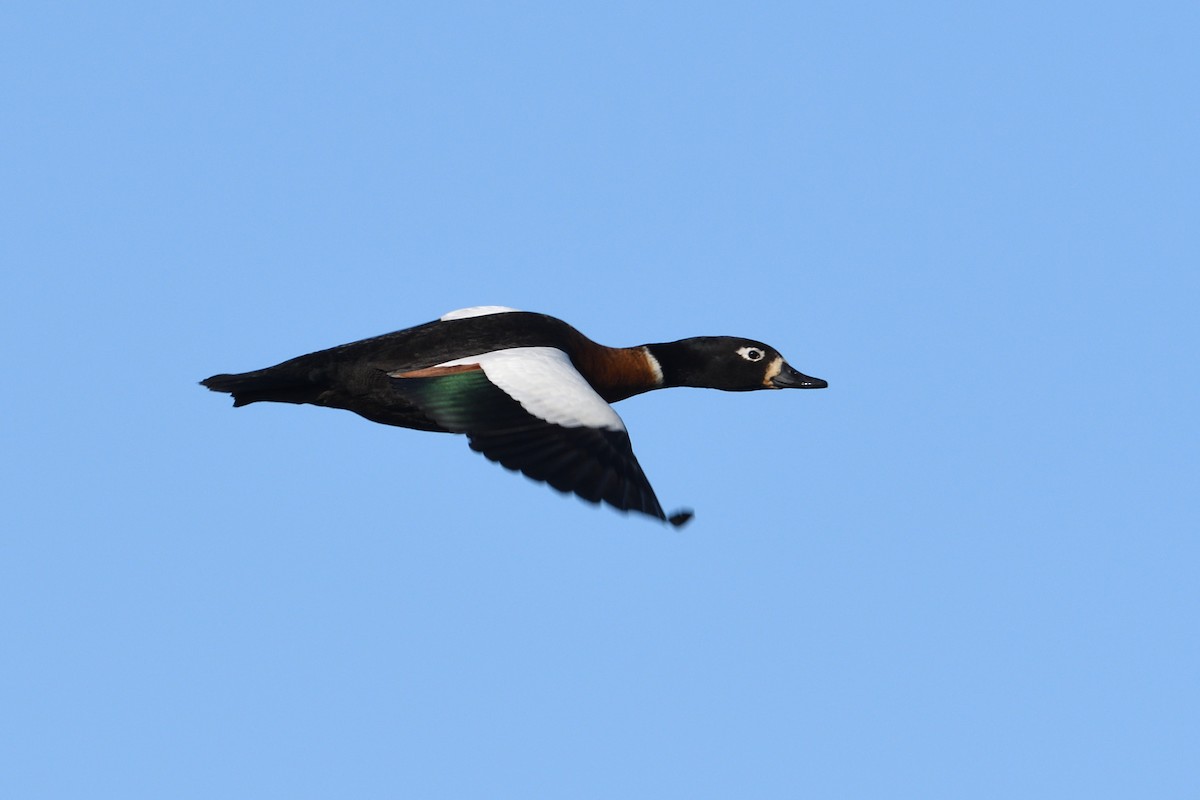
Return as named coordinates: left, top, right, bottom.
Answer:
left=3, top=2, right=1197, bottom=797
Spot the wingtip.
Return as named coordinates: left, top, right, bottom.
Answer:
left=667, top=509, right=694, bottom=528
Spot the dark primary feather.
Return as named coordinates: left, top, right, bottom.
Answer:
left=392, top=369, right=668, bottom=522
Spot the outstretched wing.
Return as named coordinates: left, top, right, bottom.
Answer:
left=390, top=347, right=681, bottom=524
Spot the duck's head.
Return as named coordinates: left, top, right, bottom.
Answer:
left=647, top=336, right=828, bottom=392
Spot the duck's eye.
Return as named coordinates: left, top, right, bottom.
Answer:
left=737, top=346, right=765, bottom=362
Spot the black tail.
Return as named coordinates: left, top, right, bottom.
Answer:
left=200, top=367, right=320, bottom=407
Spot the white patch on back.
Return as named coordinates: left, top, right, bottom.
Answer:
left=440, top=306, right=521, bottom=321
left=435, top=347, right=625, bottom=431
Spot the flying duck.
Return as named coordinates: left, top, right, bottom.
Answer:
left=200, top=306, right=827, bottom=526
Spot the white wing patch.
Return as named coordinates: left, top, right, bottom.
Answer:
left=435, top=347, right=625, bottom=432
left=440, top=306, right=521, bottom=321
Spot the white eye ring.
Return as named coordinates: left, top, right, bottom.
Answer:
left=737, top=346, right=765, bottom=362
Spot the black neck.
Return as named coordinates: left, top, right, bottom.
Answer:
left=644, top=338, right=721, bottom=388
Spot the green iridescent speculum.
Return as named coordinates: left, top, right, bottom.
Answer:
left=394, top=369, right=526, bottom=432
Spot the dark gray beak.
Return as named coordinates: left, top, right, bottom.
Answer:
left=771, top=362, right=828, bottom=389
